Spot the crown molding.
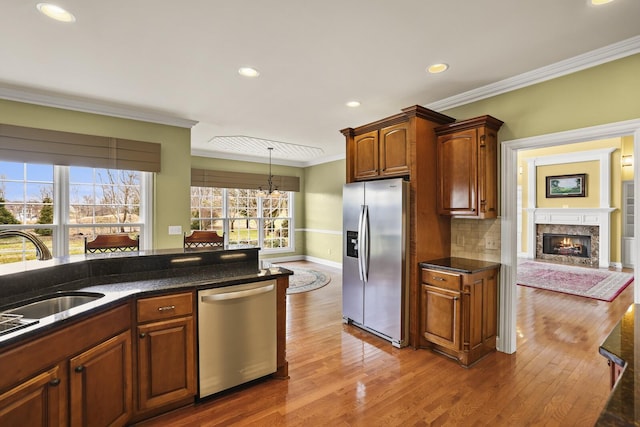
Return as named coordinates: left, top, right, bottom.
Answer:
left=426, top=35, right=640, bottom=112
left=0, top=84, right=198, bottom=129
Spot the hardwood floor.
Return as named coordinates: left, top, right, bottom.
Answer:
left=137, top=261, right=634, bottom=426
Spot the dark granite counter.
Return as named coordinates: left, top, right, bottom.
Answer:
left=419, top=257, right=501, bottom=274
left=597, top=304, right=638, bottom=426
left=0, top=248, right=291, bottom=347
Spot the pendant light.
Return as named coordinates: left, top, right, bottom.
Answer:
left=257, top=148, right=280, bottom=197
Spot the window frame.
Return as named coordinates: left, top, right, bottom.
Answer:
left=190, top=186, right=294, bottom=253
left=0, top=162, right=152, bottom=259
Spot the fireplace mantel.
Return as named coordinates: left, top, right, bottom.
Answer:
left=525, top=207, right=615, bottom=267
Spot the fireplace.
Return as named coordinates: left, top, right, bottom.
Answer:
left=542, top=233, right=591, bottom=258
left=536, top=224, right=599, bottom=267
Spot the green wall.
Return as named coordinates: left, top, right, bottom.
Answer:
left=442, top=54, right=640, bottom=141
left=303, top=159, right=345, bottom=264
left=0, top=99, right=192, bottom=250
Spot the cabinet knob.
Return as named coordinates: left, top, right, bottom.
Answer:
left=49, top=378, right=61, bottom=386
left=432, top=276, right=445, bottom=282
left=74, top=365, right=84, bottom=373
left=158, top=305, right=176, bottom=312
left=139, top=332, right=147, bottom=338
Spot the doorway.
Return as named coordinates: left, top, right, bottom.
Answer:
left=498, top=119, right=640, bottom=354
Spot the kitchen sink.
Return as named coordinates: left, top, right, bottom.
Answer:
left=3, top=291, right=105, bottom=320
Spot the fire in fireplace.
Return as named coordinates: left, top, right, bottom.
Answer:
left=542, top=233, right=591, bottom=258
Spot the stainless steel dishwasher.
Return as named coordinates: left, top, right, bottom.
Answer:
left=197, top=279, right=277, bottom=398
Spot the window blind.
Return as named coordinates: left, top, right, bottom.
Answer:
left=0, top=123, right=161, bottom=172
left=191, top=168, right=300, bottom=192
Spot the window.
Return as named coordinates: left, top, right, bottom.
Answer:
left=0, top=161, right=149, bottom=262
left=190, top=187, right=293, bottom=252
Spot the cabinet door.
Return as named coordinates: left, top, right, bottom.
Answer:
left=437, top=129, right=478, bottom=216
left=0, top=365, right=64, bottom=427
left=353, top=130, right=379, bottom=180
left=379, top=123, right=410, bottom=177
left=477, top=127, right=498, bottom=218
left=137, top=316, right=196, bottom=412
left=421, top=284, right=461, bottom=351
left=70, top=331, right=132, bottom=427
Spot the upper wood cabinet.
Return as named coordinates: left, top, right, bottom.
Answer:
left=349, top=122, right=410, bottom=181
left=435, top=116, right=503, bottom=218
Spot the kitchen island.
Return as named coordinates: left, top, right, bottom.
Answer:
left=0, top=248, right=291, bottom=425
left=597, top=304, right=638, bottom=426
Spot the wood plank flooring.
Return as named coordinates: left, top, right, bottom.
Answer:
left=136, top=261, right=634, bottom=426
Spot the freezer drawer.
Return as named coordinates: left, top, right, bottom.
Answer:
left=197, top=280, right=277, bottom=398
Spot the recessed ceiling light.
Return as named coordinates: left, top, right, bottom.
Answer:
left=427, top=63, right=449, bottom=74
left=36, top=3, right=76, bottom=22
left=238, top=67, right=260, bottom=77
left=591, top=0, right=614, bottom=4
left=346, top=101, right=361, bottom=108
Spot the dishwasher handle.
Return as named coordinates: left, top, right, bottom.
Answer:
left=200, top=283, right=275, bottom=302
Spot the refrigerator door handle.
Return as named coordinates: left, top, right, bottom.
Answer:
left=357, top=205, right=365, bottom=281
left=361, top=204, right=369, bottom=283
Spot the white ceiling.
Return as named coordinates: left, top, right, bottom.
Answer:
left=1, top=1, right=639, bottom=166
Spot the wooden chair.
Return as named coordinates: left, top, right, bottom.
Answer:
left=84, top=234, right=140, bottom=253
left=184, top=230, right=225, bottom=250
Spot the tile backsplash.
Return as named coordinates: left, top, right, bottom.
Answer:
left=451, top=218, right=501, bottom=263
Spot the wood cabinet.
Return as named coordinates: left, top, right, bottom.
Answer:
left=420, top=265, right=499, bottom=367
left=0, top=303, right=131, bottom=427
left=0, top=365, right=64, bottom=426
left=347, top=121, right=411, bottom=181
left=435, top=116, right=503, bottom=218
left=70, top=331, right=132, bottom=427
left=134, top=292, right=196, bottom=419
left=342, top=106, right=456, bottom=347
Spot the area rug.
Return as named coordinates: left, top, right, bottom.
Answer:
left=283, top=267, right=331, bottom=294
left=517, top=261, right=634, bottom=302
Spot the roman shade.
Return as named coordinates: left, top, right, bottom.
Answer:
left=0, top=123, right=161, bottom=172
left=191, top=168, right=300, bottom=192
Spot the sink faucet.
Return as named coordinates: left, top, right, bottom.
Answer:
left=0, top=230, right=53, bottom=260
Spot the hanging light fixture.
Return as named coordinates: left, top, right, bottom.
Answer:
left=257, top=148, right=280, bottom=197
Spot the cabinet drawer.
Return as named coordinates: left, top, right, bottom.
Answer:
left=137, top=292, right=193, bottom=323
left=421, top=269, right=461, bottom=291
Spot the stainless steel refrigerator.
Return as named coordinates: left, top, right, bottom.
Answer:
left=342, top=177, right=409, bottom=348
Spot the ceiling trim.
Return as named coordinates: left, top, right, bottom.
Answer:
left=0, top=84, right=198, bottom=129
left=191, top=148, right=345, bottom=168
left=426, top=35, right=640, bottom=112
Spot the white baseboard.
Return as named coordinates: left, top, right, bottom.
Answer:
left=262, top=254, right=342, bottom=270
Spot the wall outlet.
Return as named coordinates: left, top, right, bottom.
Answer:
left=456, top=235, right=465, bottom=246
left=327, top=248, right=332, bottom=255
left=485, top=237, right=499, bottom=250
left=168, top=225, right=183, bottom=235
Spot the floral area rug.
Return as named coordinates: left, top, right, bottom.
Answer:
left=282, top=266, right=331, bottom=294
left=517, top=261, right=634, bottom=302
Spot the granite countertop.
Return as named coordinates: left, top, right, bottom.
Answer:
left=597, top=304, right=637, bottom=426
left=0, top=248, right=291, bottom=347
left=419, top=257, right=501, bottom=274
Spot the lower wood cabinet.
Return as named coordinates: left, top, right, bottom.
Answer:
left=134, top=292, right=196, bottom=419
left=70, top=331, right=132, bottom=427
left=420, top=266, right=499, bottom=367
left=0, top=365, right=65, bottom=426
left=0, top=303, right=132, bottom=427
